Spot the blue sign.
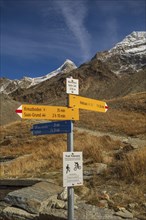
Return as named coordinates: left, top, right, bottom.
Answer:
left=32, top=120, right=71, bottom=130
left=31, top=120, right=71, bottom=135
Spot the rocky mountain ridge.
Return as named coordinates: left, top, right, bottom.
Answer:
left=1, top=31, right=146, bottom=98
left=0, top=31, right=146, bottom=125
left=0, top=59, right=77, bottom=95
left=93, top=31, right=146, bottom=74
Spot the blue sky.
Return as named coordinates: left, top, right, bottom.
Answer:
left=0, top=0, right=146, bottom=79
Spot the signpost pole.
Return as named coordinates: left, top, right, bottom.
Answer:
left=66, top=76, right=79, bottom=220
left=67, top=95, right=74, bottom=220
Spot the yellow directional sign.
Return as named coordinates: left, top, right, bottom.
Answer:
left=69, top=95, right=108, bottom=113
left=16, top=104, right=79, bottom=120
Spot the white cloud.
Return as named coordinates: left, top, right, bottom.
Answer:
left=55, top=0, right=91, bottom=62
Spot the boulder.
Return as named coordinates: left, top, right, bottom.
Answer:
left=114, top=208, right=134, bottom=219
left=76, top=203, right=123, bottom=220
left=40, top=194, right=66, bottom=210
left=2, top=181, right=132, bottom=220
left=4, top=181, right=62, bottom=214
left=39, top=207, right=67, bottom=220
left=57, top=188, right=79, bottom=203
left=40, top=202, right=123, bottom=220
left=1, top=206, right=38, bottom=220
left=55, top=201, right=66, bottom=209
left=57, top=188, right=67, bottom=201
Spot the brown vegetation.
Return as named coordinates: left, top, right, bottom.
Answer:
left=77, top=92, right=146, bottom=136
left=115, top=147, right=146, bottom=182
left=0, top=92, right=146, bottom=216
left=0, top=121, right=121, bottom=178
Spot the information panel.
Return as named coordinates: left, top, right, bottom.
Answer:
left=66, top=78, right=79, bottom=95
left=63, top=152, right=83, bottom=187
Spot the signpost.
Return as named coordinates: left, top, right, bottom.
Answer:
left=69, top=94, right=108, bottom=113
left=31, top=121, right=71, bottom=135
left=15, top=77, right=109, bottom=220
left=63, top=152, right=83, bottom=187
left=66, top=77, right=79, bottom=220
left=15, top=104, right=79, bottom=120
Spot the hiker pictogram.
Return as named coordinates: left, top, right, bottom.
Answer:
left=74, top=162, right=81, bottom=171
left=66, top=164, right=70, bottom=173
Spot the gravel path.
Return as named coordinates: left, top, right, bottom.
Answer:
left=75, top=127, right=146, bottom=148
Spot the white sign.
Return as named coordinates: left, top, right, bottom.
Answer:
left=63, top=152, right=83, bottom=187
left=66, top=77, right=79, bottom=95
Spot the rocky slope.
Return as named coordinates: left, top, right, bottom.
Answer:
left=0, top=32, right=146, bottom=125
left=93, top=31, right=146, bottom=74
left=0, top=60, right=77, bottom=95
left=0, top=94, right=21, bottom=126
left=8, top=31, right=146, bottom=106
left=10, top=59, right=146, bottom=105
left=0, top=181, right=131, bottom=220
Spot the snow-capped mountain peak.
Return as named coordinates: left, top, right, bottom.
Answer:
left=31, top=59, right=77, bottom=86
left=0, top=59, right=77, bottom=94
left=46, top=59, right=77, bottom=77
left=110, top=31, right=146, bottom=55
left=98, top=31, right=146, bottom=74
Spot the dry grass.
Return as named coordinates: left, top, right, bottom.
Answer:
left=1, top=121, right=122, bottom=178
left=0, top=115, right=145, bottom=180
left=0, top=93, right=146, bottom=215
left=115, top=147, right=146, bottom=182
left=77, top=109, right=146, bottom=136
left=0, top=133, right=66, bottom=178
left=76, top=92, right=146, bottom=136
left=74, top=132, right=122, bottom=163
